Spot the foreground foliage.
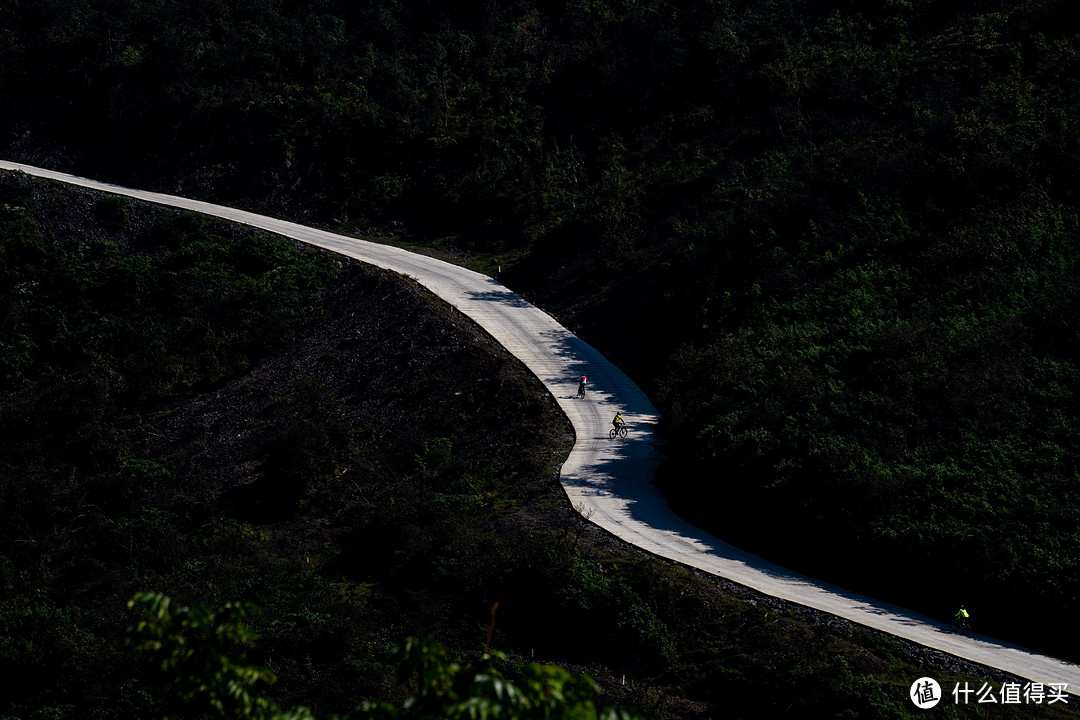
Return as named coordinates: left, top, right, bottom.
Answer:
left=127, top=593, right=286, bottom=720
left=128, top=592, right=637, bottom=720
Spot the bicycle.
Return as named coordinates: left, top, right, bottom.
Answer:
left=577, top=383, right=587, bottom=399
left=609, top=424, right=627, bottom=439
left=949, top=615, right=972, bottom=636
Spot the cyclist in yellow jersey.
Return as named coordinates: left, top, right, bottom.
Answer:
left=952, top=604, right=971, bottom=634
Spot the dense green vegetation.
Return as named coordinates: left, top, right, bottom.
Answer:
left=0, top=174, right=338, bottom=715
left=4, top=0, right=1080, bottom=702
left=640, top=2, right=1080, bottom=655
left=126, top=592, right=637, bottom=720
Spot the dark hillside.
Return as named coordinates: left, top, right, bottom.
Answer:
left=4, top=0, right=1080, bottom=665
left=0, top=171, right=564, bottom=716
left=504, top=1, right=1080, bottom=658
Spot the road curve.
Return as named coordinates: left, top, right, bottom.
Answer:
left=2, top=160, right=1076, bottom=695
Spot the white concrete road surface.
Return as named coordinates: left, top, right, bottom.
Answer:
left=3, top=160, right=1076, bottom=696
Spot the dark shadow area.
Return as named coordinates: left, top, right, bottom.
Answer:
left=464, top=280, right=535, bottom=309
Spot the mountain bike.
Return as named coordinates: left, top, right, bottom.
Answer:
left=949, top=615, right=972, bottom=636
left=577, top=383, right=587, bottom=399
left=609, top=424, right=627, bottom=439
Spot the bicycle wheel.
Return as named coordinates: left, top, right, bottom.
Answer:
left=609, top=428, right=617, bottom=439
left=618, top=426, right=627, bottom=438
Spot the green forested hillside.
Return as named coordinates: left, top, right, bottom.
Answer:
left=4, top=0, right=1080, bottom=667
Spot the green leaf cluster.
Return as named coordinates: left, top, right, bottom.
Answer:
left=127, top=592, right=296, bottom=720
left=366, top=636, right=635, bottom=720
left=127, top=593, right=637, bottom=720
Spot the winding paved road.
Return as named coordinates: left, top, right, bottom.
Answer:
left=3, top=160, right=1076, bottom=697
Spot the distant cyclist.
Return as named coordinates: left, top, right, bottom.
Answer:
left=612, top=412, right=623, bottom=432
left=577, top=374, right=588, bottom=398
left=952, top=605, right=971, bottom=634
